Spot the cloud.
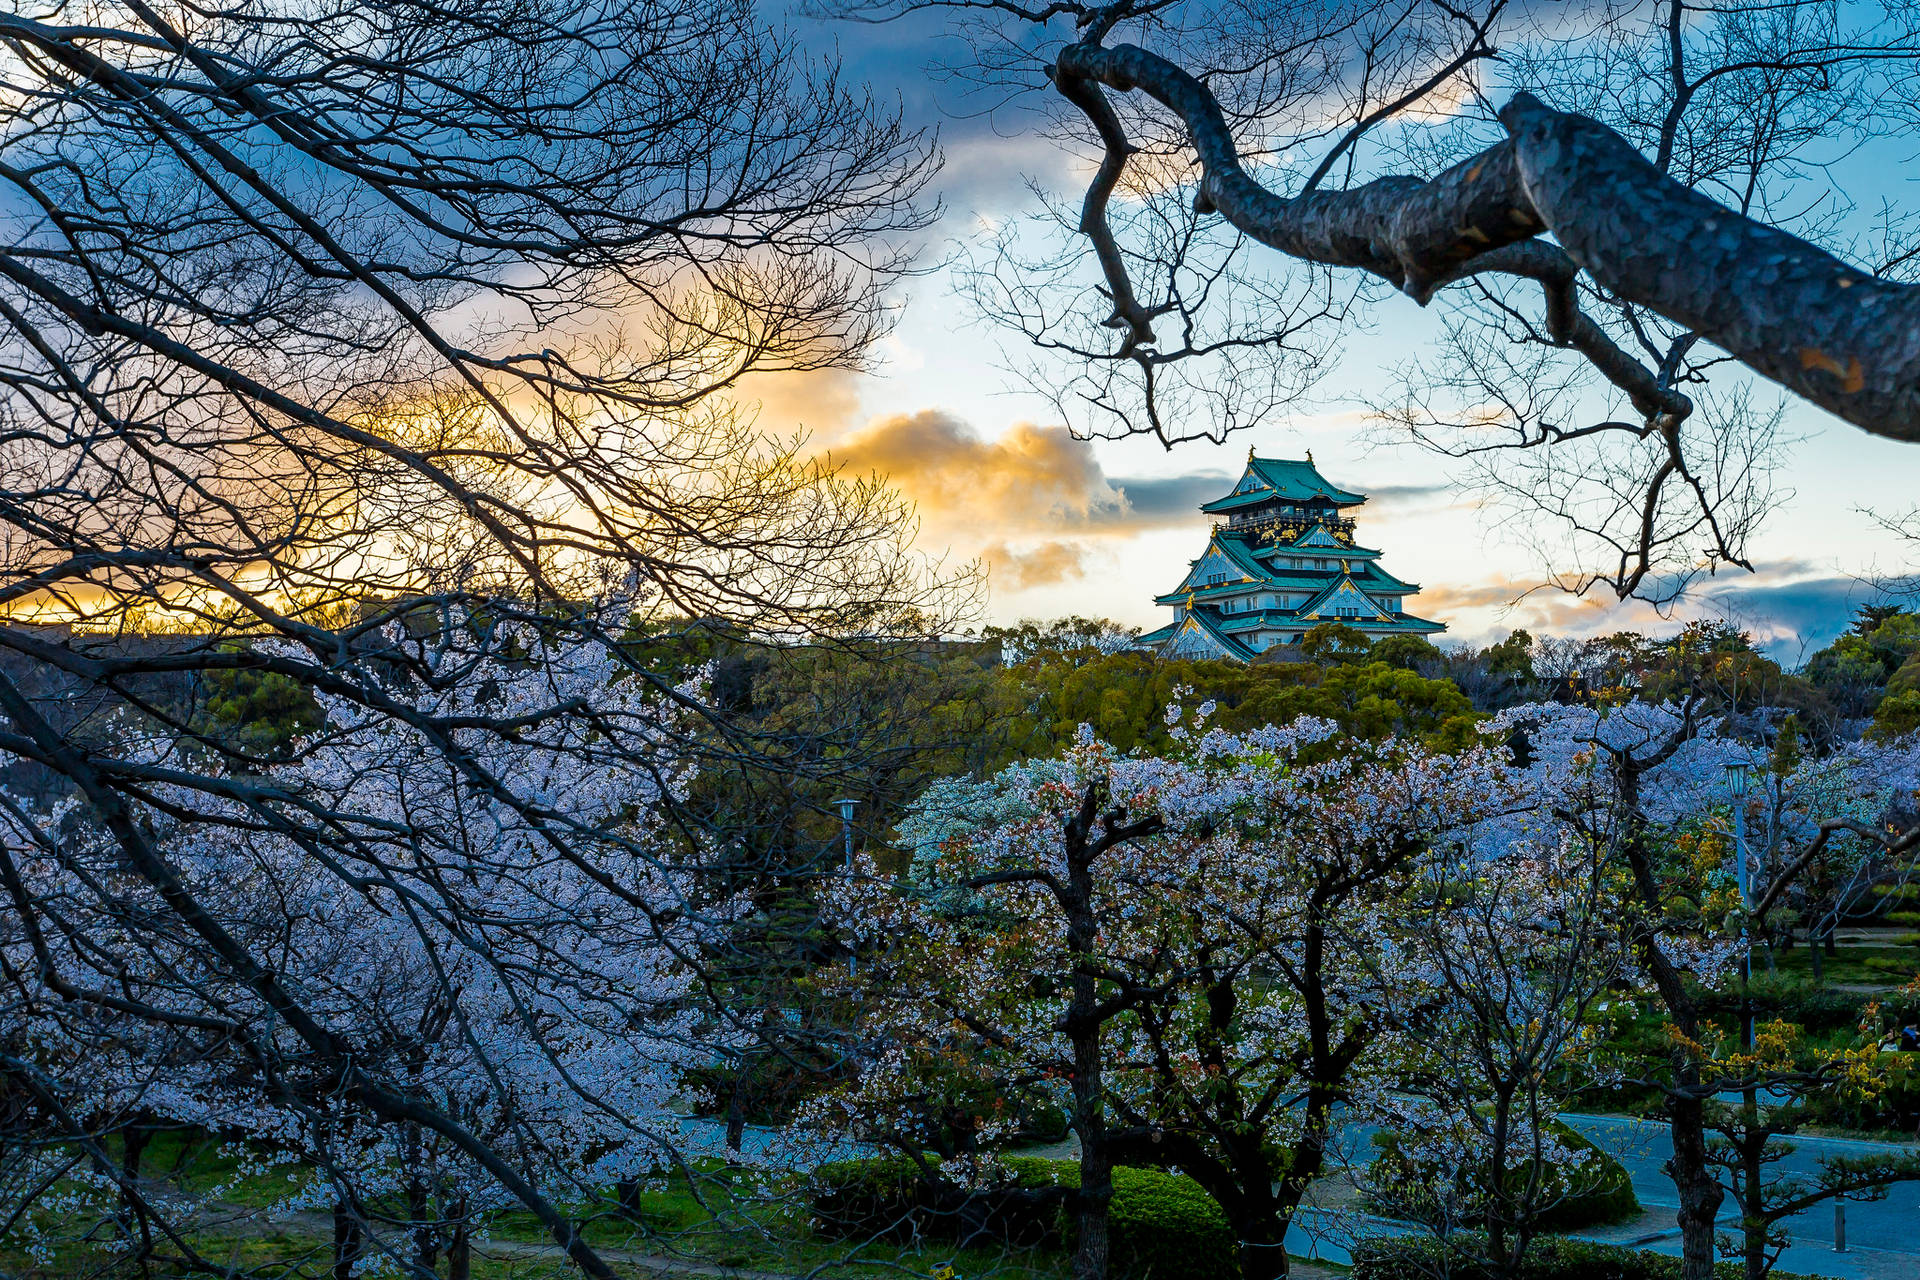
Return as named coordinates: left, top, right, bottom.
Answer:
left=831, top=410, right=1110, bottom=531
left=1363, top=481, right=1458, bottom=512
left=1420, top=563, right=1879, bottom=664
left=981, top=539, right=1097, bottom=590
left=1699, top=573, right=1881, bottom=663
left=829, top=410, right=1230, bottom=539
left=1102, top=473, right=1237, bottom=525
left=733, top=366, right=866, bottom=442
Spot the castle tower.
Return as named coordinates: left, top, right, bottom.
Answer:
left=1139, top=453, right=1445, bottom=660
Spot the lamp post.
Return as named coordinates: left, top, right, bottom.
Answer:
left=832, top=797, right=857, bottom=869
left=1725, top=760, right=1754, bottom=1051
left=833, top=797, right=857, bottom=976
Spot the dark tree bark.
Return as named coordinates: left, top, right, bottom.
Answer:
left=1049, top=39, right=1920, bottom=443
left=332, top=1198, right=365, bottom=1280
left=448, top=1196, right=472, bottom=1280
left=1062, top=790, right=1116, bottom=1280
left=1604, top=716, right=1725, bottom=1280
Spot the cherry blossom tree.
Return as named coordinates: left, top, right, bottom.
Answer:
left=1363, top=825, right=1633, bottom=1278
left=1496, top=700, right=1920, bottom=1280
left=803, top=695, right=1920, bottom=1280
left=803, top=708, right=1511, bottom=1280
left=0, top=621, right=740, bottom=1276
left=0, top=0, right=963, bottom=1262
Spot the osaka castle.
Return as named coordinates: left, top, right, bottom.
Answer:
left=1139, top=452, right=1446, bottom=661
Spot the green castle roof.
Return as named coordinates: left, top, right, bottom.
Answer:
left=1199, top=455, right=1366, bottom=513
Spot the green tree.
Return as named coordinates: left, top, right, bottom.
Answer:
left=1296, top=622, right=1373, bottom=665
left=1369, top=634, right=1443, bottom=672
left=193, top=651, right=325, bottom=762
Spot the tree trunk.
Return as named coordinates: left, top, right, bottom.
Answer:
left=120, top=1120, right=150, bottom=1189
left=409, top=1177, right=438, bottom=1274
left=1669, top=1097, right=1724, bottom=1280
left=1741, top=1137, right=1768, bottom=1280
left=1072, top=1094, right=1113, bottom=1280
left=405, top=1110, right=437, bottom=1275
left=1065, top=797, right=1113, bottom=1280
left=1616, top=749, right=1724, bottom=1280
left=725, top=1069, right=749, bottom=1154
left=333, top=1199, right=364, bottom=1280
left=1236, top=1212, right=1289, bottom=1280
left=1067, top=924, right=1113, bottom=1280
left=119, top=1120, right=155, bottom=1273
left=448, top=1198, right=471, bottom=1280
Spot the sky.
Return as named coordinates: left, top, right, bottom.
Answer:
left=747, top=3, right=1920, bottom=664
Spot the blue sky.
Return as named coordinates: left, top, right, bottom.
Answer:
left=753, top=3, right=1920, bottom=662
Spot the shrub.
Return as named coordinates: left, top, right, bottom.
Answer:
left=809, top=1155, right=943, bottom=1240
left=1709, top=972, right=1920, bottom=1032
left=807, top=1155, right=1238, bottom=1279
left=1351, top=1234, right=1819, bottom=1279
left=999, top=1158, right=1239, bottom=1280
left=1796, top=1052, right=1920, bottom=1134
left=1368, top=1123, right=1640, bottom=1233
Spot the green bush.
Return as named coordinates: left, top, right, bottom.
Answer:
left=1709, top=972, right=1920, bottom=1032
left=1796, top=1052, right=1920, bottom=1134
left=1368, top=1123, right=1640, bottom=1233
left=807, top=1155, right=1238, bottom=1279
left=808, top=1155, right=945, bottom=1240
left=1351, top=1234, right=1818, bottom=1279
left=997, top=1158, right=1239, bottom=1280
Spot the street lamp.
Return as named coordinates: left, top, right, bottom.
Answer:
left=1724, top=761, right=1755, bottom=1052
left=833, top=797, right=858, bottom=977
left=832, top=797, right=857, bottom=869
left=1724, top=760, right=1752, bottom=903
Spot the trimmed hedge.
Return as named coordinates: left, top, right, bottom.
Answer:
left=807, top=1155, right=1238, bottom=1280
left=1351, top=1235, right=1818, bottom=1280
left=1368, top=1123, right=1640, bottom=1233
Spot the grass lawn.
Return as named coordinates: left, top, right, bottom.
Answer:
left=1766, top=944, right=1920, bottom=986
left=0, top=1160, right=1074, bottom=1280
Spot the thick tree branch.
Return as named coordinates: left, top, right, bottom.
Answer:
left=1053, top=38, right=1920, bottom=442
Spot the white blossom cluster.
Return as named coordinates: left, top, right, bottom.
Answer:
left=1, top=626, right=736, bottom=1223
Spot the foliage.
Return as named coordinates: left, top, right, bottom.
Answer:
left=1809, top=613, right=1920, bottom=720
left=1351, top=1234, right=1820, bottom=1280
left=1368, top=1114, right=1641, bottom=1234
left=1710, top=973, right=1920, bottom=1034
left=1795, top=1053, right=1920, bottom=1135
left=807, top=1155, right=1238, bottom=1280
left=1872, top=689, right=1920, bottom=743
left=191, top=650, right=327, bottom=762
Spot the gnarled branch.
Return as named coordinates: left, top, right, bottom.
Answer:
left=1052, top=38, right=1920, bottom=442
